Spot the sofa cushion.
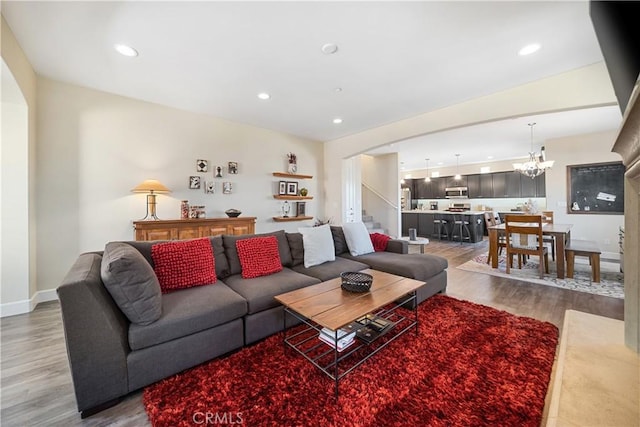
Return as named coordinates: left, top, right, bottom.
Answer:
left=291, top=257, right=370, bottom=282
left=124, top=236, right=230, bottom=279
left=151, top=238, right=216, bottom=293
left=330, top=226, right=348, bottom=255
left=101, top=242, right=162, bottom=325
left=342, top=222, right=375, bottom=256
left=286, top=232, right=304, bottom=267
left=224, top=269, right=321, bottom=314
left=236, top=236, right=283, bottom=279
left=128, top=281, right=247, bottom=351
left=223, top=230, right=292, bottom=275
left=299, top=224, right=335, bottom=268
left=340, top=252, right=448, bottom=281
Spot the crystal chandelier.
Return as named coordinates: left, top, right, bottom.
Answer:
left=513, top=122, right=554, bottom=179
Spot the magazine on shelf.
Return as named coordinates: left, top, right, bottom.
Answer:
left=318, top=333, right=355, bottom=352
left=320, top=327, right=356, bottom=343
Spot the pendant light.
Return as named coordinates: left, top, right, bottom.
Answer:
left=454, top=154, right=461, bottom=180
left=424, top=158, right=431, bottom=182
left=513, top=122, right=555, bottom=179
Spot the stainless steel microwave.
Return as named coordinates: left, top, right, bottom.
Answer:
left=445, top=186, right=468, bottom=198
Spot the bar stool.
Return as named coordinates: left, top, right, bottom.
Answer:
left=432, top=214, right=449, bottom=240
left=451, top=214, right=471, bottom=244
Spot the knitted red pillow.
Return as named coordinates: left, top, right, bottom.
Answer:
left=151, top=238, right=216, bottom=293
left=236, top=236, right=283, bottom=279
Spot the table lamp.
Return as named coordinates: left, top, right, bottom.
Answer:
left=131, top=179, right=171, bottom=220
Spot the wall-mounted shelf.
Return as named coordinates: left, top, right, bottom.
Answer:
left=273, top=216, right=314, bottom=222
left=272, top=172, right=313, bottom=179
left=273, top=195, right=314, bottom=200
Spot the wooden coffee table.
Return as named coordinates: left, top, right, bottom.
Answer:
left=274, top=269, right=424, bottom=397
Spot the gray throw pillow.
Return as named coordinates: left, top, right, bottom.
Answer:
left=101, top=242, right=162, bottom=325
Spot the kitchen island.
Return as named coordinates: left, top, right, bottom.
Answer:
left=401, top=210, right=486, bottom=243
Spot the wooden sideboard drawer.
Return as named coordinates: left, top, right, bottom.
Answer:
left=133, top=217, right=256, bottom=241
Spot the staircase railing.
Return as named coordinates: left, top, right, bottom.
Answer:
left=361, top=182, right=398, bottom=210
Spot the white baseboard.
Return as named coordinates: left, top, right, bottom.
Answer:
left=0, top=289, right=58, bottom=318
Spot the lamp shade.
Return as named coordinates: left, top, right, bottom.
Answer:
left=131, top=179, right=171, bottom=194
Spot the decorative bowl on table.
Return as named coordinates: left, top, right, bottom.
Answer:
left=225, top=209, right=242, bottom=218
left=340, top=272, right=373, bottom=293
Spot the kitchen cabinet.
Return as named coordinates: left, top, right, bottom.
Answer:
left=520, top=174, right=537, bottom=197
left=401, top=213, right=418, bottom=237
left=413, top=178, right=428, bottom=199
left=536, top=173, right=546, bottom=196
left=418, top=213, right=435, bottom=237
left=445, top=176, right=467, bottom=188
left=492, top=171, right=522, bottom=198
left=467, top=174, right=480, bottom=198
left=433, top=177, right=447, bottom=199
left=134, top=217, right=256, bottom=241
left=467, top=174, right=493, bottom=198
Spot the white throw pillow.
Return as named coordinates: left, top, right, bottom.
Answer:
left=298, top=224, right=336, bottom=268
left=342, top=222, right=375, bottom=256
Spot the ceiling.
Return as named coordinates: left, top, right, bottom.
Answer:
left=2, top=1, right=621, bottom=163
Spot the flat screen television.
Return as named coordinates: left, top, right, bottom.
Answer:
left=590, top=1, right=640, bottom=114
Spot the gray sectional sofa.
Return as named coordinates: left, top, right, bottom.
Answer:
left=57, top=226, right=448, bottom=417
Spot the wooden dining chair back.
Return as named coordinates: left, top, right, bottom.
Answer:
left=504, top=214, right=549, bottom=278
left=541, top=210, right=556, bottom=260
left=484, top=212, right=506, bottom=264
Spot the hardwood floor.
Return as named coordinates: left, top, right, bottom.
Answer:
left=0, top=239, right=624, bottom=426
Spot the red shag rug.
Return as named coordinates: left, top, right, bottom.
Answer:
left=143, top=295, right=558, bottom=427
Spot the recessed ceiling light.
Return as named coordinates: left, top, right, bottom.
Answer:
left=334, top=87, right=343, bottom=93
left=257, top=92, right=271, bottom=100
left=321, top=43, right=339, bottom=55
left=333, top=118, right=343, bottom=124
left=114, top=44, right=138, bottom=57
left=487, top=156, right=494, bottom=159
left=518, top=43, right=541, bottom=56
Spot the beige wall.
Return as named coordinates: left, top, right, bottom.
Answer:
left=1, top=16, right=38, bottom=313
left=35, top=77, right=323, bottom=293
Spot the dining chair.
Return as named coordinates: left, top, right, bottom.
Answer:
left=541, top=210, right=555, bottom=260
left=484, top=211, right=507, bottom=264
left=504, top=214, right=549, bottom=279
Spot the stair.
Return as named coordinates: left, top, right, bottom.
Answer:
left=362, top=212, right=386, bottom=235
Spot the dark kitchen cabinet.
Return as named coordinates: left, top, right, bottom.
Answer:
left=418, top=213, right=435, bottom=237
left=479, top=173, right=493, bottom=198
left=401, top=213, right=418, bottom=237
left=536, top=173, right=546, bottom=196
left=413, top=178, right=429, bottom=199
left=433, top=177, right=447, bottom=199
left=520, top=174, right=537, bottom=197
left=467, top=174, right=480, bottom=198
left=520, top=173, right=546, bottom=197
left=492, top=172, right=506, bottom=197
left=505, top=171, right=521, bottom=197
left=445, top=175, right=467, bottom=188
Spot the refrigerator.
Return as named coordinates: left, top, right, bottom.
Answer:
left=401, top=188, right=412, bottom=211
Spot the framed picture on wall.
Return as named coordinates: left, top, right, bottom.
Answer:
left=286, top=181, right=298, bottom=195
left=205, top=181, right=215, bottom=194
left=189, top=176, right=201, bottom=190
left=278, top=181, right=287, bottom=195
left=228, top=162, right=238, bottom=174
left=567, top=161, right=625, bottom=214
left=223, top=182, right=233, bottom=194
left=296, top=202, right=306, bottom=217
left=196, top=159, right=208, bottom=172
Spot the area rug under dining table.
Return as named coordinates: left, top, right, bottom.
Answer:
left=143, top=295, right=559, bottom=427
left=457, top=254, right=624, bottom=299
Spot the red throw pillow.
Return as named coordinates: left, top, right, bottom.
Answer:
left=370, top=232, right=392, bottom=252
left=151, top=238, right=216, bottom=293
left=236, top=236, right=283, bottom=279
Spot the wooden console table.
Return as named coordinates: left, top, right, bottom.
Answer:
left=133, top=217, right=256, bottom=241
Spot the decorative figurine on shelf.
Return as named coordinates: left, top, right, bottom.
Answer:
left=282, top=201, right=291, bottom=218
left=299, top=187, right=308, bottom=197
left=287, top=152, right=297, bottom=174
left=180, top=200, right=189, bottom=219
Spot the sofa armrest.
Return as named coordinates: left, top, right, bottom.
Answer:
left=57, top=253, right=130, bottom=413
left=386, top=239, right=408, bottom=254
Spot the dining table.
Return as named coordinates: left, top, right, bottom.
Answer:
left=487, top=222, right=573, bottom=279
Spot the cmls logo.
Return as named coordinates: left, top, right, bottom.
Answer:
left=193, top=412, right=243, bottom=425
